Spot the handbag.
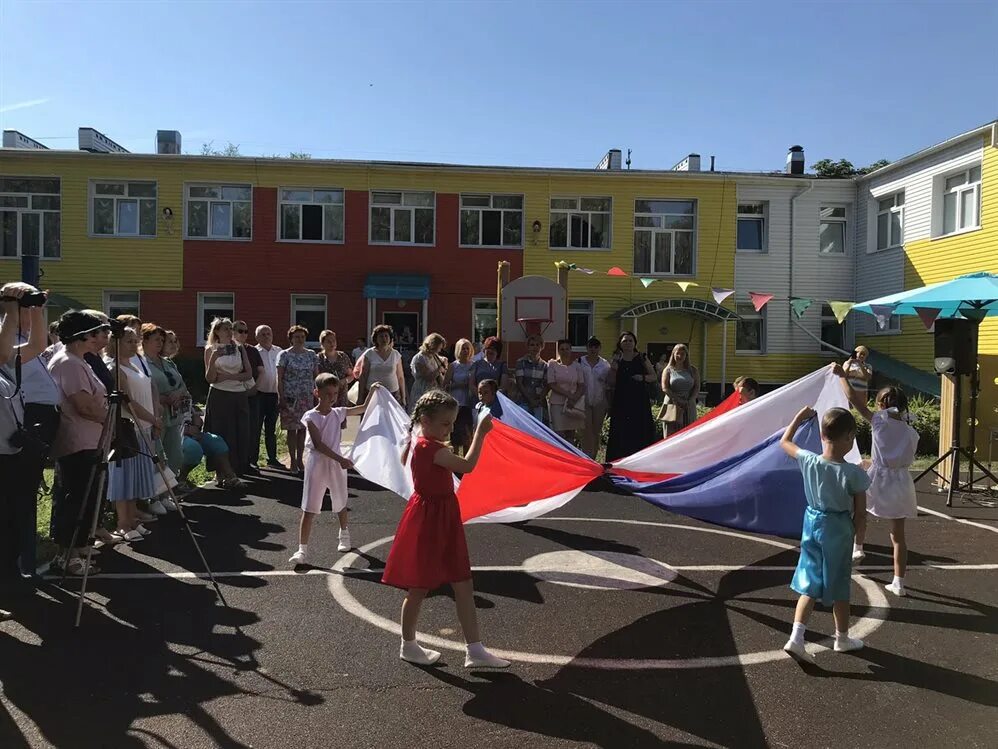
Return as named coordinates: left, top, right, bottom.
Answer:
left=658, top=402, right=679, bottom=423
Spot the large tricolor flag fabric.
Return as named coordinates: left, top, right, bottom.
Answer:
left=349, top=366, right=857, bottom=538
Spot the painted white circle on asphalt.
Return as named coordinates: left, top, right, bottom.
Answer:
left=328, top=517, right=889, bottom=670
left=521, top=549, right=678, bottom=590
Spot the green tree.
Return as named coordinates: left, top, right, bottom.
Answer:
left=811, top=157, right=890, bottom=177
left=200, top=141, right=241, bottom=156
left=288, top=152, right=312, bottom=160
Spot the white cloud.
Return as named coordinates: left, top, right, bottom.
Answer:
left=0, top=97, right=50, bottom=114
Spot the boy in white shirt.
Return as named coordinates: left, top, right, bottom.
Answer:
left=289, top=375, right=379, bottom=565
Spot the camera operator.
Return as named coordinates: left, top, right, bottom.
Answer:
left=47, top=311, right=109, bottom=576
left=0, top=282, right=51, bottom=588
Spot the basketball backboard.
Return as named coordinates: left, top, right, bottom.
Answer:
left=500, top=275, right=567, bottom=342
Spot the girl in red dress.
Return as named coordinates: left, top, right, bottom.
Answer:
left=382, top=389, right=510, bottom=669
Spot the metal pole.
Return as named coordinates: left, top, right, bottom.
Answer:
left=721, top=320, right=728, bottom=394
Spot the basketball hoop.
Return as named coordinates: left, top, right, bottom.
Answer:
left=516, top=317, right=552, bottom=340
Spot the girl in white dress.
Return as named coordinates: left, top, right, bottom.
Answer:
left=835, top=367, right=918, bottom=597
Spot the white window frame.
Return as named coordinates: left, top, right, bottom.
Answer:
left=736, top=202, right=767, bottom=253
left=290, top=294, right=328, bottom=346
left=940, top=166, right=982, bottom=236
left=632, top=199, right=697, bottom=276
left=568, top=300, right=595, bottom=352
left=471, top=297, right=498, bottom=348
left=369, top=190, right=435, bottom=246
left=277, top=187, right=345, bottom=243
left=874, top=192, right=904, bottom=251
left=820, top=303, right=845, bottom=354
left=818, top=205, right=848, bottom=255
left=90, top=180, right=158, bottom=238
left=184, top=183, right=253, bottom=240
left=102, top=290, right=141, bottom=320
left=197, top=292, right=235, bottom=346
left=0, top=176, right=61, bottom=259
left=735, top=302, right=766, bottom=354
left=549, top=196, right=612, bottom=250
left=459, top=194, right=524, bottom=248
left=870, top=313, right=902, bottom=336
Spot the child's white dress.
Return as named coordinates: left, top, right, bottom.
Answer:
left=867, top=409, right=919, bottom=518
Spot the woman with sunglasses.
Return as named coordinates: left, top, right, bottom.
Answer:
left=143, top=322, right=190, bottom=476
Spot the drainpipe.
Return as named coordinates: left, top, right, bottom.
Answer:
left=789, top=181, right=815, bottom=338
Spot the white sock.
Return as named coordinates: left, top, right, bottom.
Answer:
left=298, top=544, right=308, bottom=554
left=891, top=576, right=904, bottom=588
left=400, top=638, right=440, bottom=665
left=853, top=543, right=863, bottom=553
left=466, top=641, right=487, bottom=658
left=464, top=641, right=511, bottom=668
left=789, top=622, right=806, bottom=644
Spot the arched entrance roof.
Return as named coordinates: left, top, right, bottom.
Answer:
left=611, top=298, right=740, bottom=321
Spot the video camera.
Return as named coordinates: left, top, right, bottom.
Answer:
left=0, top=290, right=47, bottom=308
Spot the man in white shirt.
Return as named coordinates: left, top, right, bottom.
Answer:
left=577, top=336, right=611, bottom=459
left=254, top=325, right=283, bottom=469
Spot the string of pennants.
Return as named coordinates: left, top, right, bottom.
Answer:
left=554, top=260, right=943, bottom=331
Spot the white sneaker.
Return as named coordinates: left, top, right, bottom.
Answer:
left=148, top=500, right=168, bottom=516
left=337, top=530, right=352, bottom=552
left=833, top=636, right=864, bottom=653
left=851, top=548, right=865, bottom=562
left=464, top=651, right=511, bottom=669
left=783, top=639, right=812, bottom=661
left=161, top=498, right=178, bottom=512
left=135, top=524, right=152, bottom=537
left=400, top=640, right=441, bottom=665
left=289, top=549, right=307, bottom=566
left=885, top=581, right=906, bottom=597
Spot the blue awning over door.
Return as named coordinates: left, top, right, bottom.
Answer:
left=363, top=274, right=431, bottom=300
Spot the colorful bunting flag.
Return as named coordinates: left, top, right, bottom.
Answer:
left=914, top=307, right=941, bottom=330
left=640, top=278, right=656, bottom=288
left=676, top=281, right=699, bottom=292
left=748, top=292, right=774, bottom=312
left=789, top=297, right=814, bottom=320
left=829, top=301, right=854, bottom=324
left=711, top=288, right=735, bottom=305
left=607, top=267, right=629, bottom=277
left=870, top=303, right=896, bottom=330
left=960, top=307, right=988, bottom=323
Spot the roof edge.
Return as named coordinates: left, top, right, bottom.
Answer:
left=858, top=119, right=997, bottom=181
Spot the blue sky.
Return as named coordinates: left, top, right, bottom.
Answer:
left=1, top=0, right=995, bottom=171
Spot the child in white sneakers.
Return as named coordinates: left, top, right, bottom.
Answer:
left=779, top=406, right=871, bottom=660
left=289, top=375, right=378, bottom=566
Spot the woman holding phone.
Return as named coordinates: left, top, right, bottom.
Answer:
left=204, top=317, right=253, bottom=479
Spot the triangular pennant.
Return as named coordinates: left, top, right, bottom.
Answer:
left=711, top=288, right=735, bottom=305
left=748, top=292, right=774, bottom=313
left=676, top=281, right=699, bottom=292
left=960, top=307, right=988, bottom=323
left=789, top=297, right=813, bottom=320
left=640, top=278, right=656, bottom=288
left=607, top=267, right=629, bottom=277
left=914, top=307, right=941, bottom=330
left=829, top=301, right=854, bottom=324
left=870, top=303, right=896, bottom=330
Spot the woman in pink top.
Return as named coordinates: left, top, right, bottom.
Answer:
left=546, top=339, right=585, bottom=443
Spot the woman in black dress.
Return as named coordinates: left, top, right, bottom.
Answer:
left=606, top=331, right=658, bottom=461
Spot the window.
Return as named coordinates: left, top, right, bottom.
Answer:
left=370, top=191, right=434, bottom=245
left=279, top=188, right=344, bottom=242
left=876, top=192, right=904, bottom=250
left=820, top=304, right=844, bottom=353
left=185, top=184, right=252, bottom=239
left=550, top=197, right=611, bottom=249
left=197, top=293, right=235, bottom=346
left=735, top=302, right=765, bottom=353
left=290, top=294, right=327, bottom=345
left=91, top=181, right=157, bottom=237
left=0, top=176, right=60, bottom=258
left=103, top=290, right=141, bottom=320
left=633, top=199, right=696, bottom=275
left=818, top=206, right=847, bottom=255
left=872, top=314, right=902, bottom=334
left=472, top=298, right=498, bottom=348
left=942, top=166, right=981, bottom=234
left=568, top=300, right=594, bottom=350
left=460, top=194, right=523, bottom=247
left=736, top=202, right=766, bottom=252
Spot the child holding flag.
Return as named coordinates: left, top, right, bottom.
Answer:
left=383, top=390, right=509, bottom=669
left=780, top=406, right=871, bottom=660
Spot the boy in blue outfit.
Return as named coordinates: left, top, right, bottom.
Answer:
left=779, top=406, right=871, bottom=660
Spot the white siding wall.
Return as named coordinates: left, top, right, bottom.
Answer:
left=853, top=135, right=985, bottom=335
left=736, top=179, right=858, bottom=355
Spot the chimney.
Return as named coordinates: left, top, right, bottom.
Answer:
left=157, top=130, right=182, bottom=154
left=673, top=153, right=701, bottom=172
left=596, top=149, right=622, bottom=170
left=78, top=127, right=129, bottom=154
left=786, top=145, right=805, bottom=175
left=2, top=130, right=48, bottom=150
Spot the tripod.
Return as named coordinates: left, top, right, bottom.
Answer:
left=64, top=352, right=228, bottom=627
left=914, top=365, right=998, bottom=507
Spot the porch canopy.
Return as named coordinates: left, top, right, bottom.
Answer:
left=362, top=274, right=431, bottom=300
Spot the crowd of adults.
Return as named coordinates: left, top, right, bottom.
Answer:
left=3, top=278, right=777, bottom=592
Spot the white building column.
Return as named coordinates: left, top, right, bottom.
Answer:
left=421, top=298, right=428, bottom=339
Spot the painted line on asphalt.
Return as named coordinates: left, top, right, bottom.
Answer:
left=916, top=504, right=998, bottom=534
